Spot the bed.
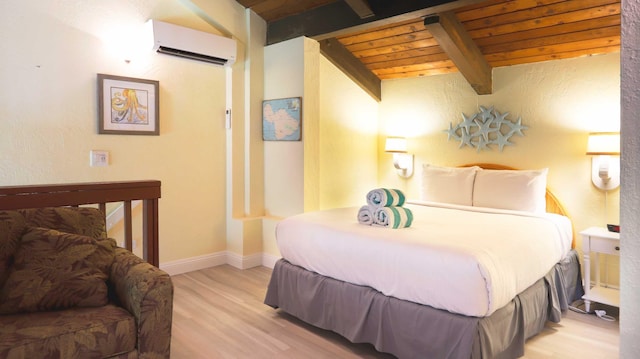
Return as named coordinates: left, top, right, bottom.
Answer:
left=264, top=164, right=584, bottom=359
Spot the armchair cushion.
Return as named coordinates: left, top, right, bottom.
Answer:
left=0, top=228, right=115, bottom=314
left=0, top=304, right=136, bottom=358
left=19, top=207, right=108, bottom=239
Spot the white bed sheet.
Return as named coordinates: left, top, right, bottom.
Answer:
left=276, top=200, right=573, bottom=317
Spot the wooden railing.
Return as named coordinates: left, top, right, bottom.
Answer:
left=0, top=180, right=161, bottom=267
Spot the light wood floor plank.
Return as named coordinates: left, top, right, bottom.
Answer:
left=170, top=265, right=619, bottom=358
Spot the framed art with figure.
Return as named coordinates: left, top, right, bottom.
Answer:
left=98, top=74, right=159, bottom=135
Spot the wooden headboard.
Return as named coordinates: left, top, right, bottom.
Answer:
left=462, top=163, right=575, bottom=248
left=0, top=181, right=161, bottom=266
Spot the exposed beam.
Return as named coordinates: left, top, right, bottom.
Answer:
left=424, top=12, right=492, bottom=94
left=266, top=0, right=485, bottom=45
left=319, top=38, right=381, bottom=102
left=344, top=0, right=374, bottom=19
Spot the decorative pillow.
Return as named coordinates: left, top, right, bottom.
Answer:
left=473, top=168, right=549, bottom=213
left=19, top=207, right=108, bottom=239
left=420, top=164, right=480, bottom=206
left=0, top=227, right=116, bottom=314
left=0, top=211, right=26, bottom=288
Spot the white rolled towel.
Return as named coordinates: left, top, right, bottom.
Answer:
left=373, top=206, right=413, bottom=229
left=366, top=188, right=406, bottom=208
left=357, top=205, right=375, bottom=225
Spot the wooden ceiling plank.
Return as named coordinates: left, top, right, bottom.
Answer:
left=464, top=0, right=620, bottom=33
left=481, top=25, right=621, bottom=55
left=469, top=3, right=620, bottom=40
left=343, top=29, right=435, bottom=52
left=371, top=59, right=455, bottom=73
left=350, top=38, right=440, bottom=58
left=424, top=11, right=492, bottom=94
left=488, top=45, right=620, bottom=67
left=474, top=15, right=621, bottom=47
left=456, top=0, right=566, bottom=22
left=319, top=38, right=382, bottom=101
left=266, top=0, right=485, bottom=45
left=469, top=5, right=619, bottom=40
left=376, top=66, right=459, bottom=79
left=359, top=46, right=444, bottom=64
left=485, top=35, right=620, bottom=62
left=338, top=19, right=425, bottom=46
left=366, top=54, right=451, bottom=70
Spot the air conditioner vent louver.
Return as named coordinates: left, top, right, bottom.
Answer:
left=157, top=46, right=228, bottom=66
left=147, top=20, right=236, bottom=66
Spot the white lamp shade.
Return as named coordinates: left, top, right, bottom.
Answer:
left=385, top=137, right=407, bottom=153
left=586, top=132, right=620, bottom=155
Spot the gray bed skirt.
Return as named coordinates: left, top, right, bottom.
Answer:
left=264, top=249, right=584, bottom=359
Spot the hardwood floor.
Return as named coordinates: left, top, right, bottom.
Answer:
left=170, top=265, right=619, bottom=358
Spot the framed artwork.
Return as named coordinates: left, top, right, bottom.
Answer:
left=98, top=74, right=159, bottom=135
left=262, top=97, right=302, bottom=141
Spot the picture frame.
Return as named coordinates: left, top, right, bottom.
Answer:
left=262, top=97, right=302, bottom=141
left=98, top=74, right=159, bottom=135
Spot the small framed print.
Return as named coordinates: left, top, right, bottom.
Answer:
left=98, top=74, right=159, bottom=135
left=262, top=97, right=302, bottom=141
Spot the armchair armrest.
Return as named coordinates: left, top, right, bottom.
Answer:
left=110, top=248, right=173, bottom=359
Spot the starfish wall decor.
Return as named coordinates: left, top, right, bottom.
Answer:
left=444, top=106, right=528, bottom=152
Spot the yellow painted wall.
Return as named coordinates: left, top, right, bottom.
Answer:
left=319, top=57, right=379, bottom=209
left=378, top=53, right=620, bottom=286
left=0, top=0, right=242, bottom=263
left=261, top=39, right=380, bottom=257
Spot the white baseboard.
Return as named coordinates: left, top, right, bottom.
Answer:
left=160, top=252, right=227, bottom=276
left=262, top=253, right=281, bottom=269
left=226, top=252, right=263, bottom=269
left=160, top=251, right=282, bottom=275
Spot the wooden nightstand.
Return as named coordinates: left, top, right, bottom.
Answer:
left=580, top=227, right=620, bottom=312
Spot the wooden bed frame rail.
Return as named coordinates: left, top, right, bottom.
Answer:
left=0, top=180, right=161, bottom=267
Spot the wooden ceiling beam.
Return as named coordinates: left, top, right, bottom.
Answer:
left=319, top=38, right=382, bottom=102
left=423, top=11, right=492, bottom=95
left=344, top=0, right=375, bottom=19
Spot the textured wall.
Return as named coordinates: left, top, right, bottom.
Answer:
left=0, top=0, right=235, bottom=263
left=261, top=39, right=381, bottom=257
left=620, top=0, right=640, bottom=356
left=379, top=53, right=621, bottom=283
left=319, top=56, right=379, bottom=210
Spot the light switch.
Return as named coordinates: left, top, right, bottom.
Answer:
left=90, top=150, right=109, bottom=167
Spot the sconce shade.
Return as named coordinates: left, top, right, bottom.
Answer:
left=385, top=137, right=407, bottom=153
left=586, top=132, right=620, bottom=155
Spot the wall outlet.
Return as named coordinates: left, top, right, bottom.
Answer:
left=90, top=150, right=109, bottom=167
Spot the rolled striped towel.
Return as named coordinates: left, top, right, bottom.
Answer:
left=373, top=206, right=413, bottom=229
left=357, top=205, right=375, bottom=225
left=366, top=188, right=406, bottom=208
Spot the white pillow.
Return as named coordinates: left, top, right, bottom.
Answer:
left=420, top=164, right=480, bottom=206
left=473, top=168, right=549, bottom=213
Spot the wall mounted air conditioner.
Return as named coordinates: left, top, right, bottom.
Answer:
left=146, top=19, right=237, bottom=66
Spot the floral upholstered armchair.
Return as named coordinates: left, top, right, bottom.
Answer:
left=0, top=207, right=173, bottom=358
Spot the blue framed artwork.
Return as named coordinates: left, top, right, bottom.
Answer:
left=262, top=97, right=302, bottom=141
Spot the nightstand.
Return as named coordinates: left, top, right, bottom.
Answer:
left=580, top=227, right=620, bottom=312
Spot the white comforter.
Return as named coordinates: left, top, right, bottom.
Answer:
left=276, top=201, right=573, bottom=317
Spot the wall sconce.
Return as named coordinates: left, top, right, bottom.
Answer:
left=385, top=137, right=414, bottom=178
left=586, top=132, right=620, bottom=190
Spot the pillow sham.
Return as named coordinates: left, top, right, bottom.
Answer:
left=420, top=164, right=480, bottom=206
left=0, top=227, right=115, bottom=314
left=473, top=168, right=549, bottom=213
